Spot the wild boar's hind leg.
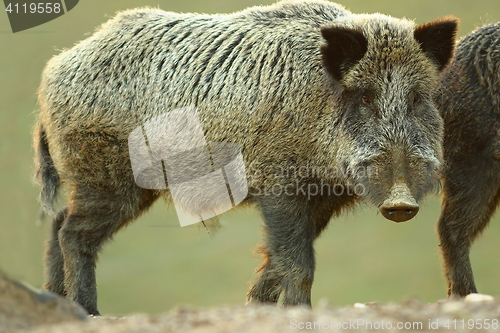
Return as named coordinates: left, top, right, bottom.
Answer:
left=44, top=207, right=68, bottom=297
left=58, top=185, right=159, bottom=316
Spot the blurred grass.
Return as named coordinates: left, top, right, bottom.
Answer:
left=1, top=0, right=500, bottom=316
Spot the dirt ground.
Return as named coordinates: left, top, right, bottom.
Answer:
left=5, top=294, right=500, bottom=333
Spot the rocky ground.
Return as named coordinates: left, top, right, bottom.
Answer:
left=4, top=292, right=500, bottom=333
left=2, top=270, right=500, bottom=333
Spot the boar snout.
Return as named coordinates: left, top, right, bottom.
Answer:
left=380, top=202, right=419, bottom=222
left=379, top=183, right=419, bottom=222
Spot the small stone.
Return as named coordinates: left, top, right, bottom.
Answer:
left=464, top=293, right=495, bottom=302
left=441, top=301, right=464, bottom=314
left=316, top=298, right=330, bottom=310
left=354, top=303, right=367, bottom=309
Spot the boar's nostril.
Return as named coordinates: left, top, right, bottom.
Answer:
left=380, top=203, right=419, bottom=223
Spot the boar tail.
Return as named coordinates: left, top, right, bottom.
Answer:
left=33, top=123, right=60, bottom=215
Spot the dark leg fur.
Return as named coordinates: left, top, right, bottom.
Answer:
left=44, top=207, right=68, bottom=296
left=438, top=169, right=500, bottom=297
left=55, top=185, right=158, bottom=316
left=247, top=192, right=342, bottom=306
left=59, top=211, right=115, bottom=316
left=247, top=246, right=282, bottom=304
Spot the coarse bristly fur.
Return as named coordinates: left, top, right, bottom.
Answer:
left=436, top=22, right=500, bottom=298
left=33, top=0, right=458, bottom=315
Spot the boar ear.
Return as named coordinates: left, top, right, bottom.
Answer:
left=320, top=26, right=368, bottom=82
left=414, top=17, right=459, bottom=71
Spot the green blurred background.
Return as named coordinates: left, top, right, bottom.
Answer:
left=1, top=0, right=500, bottom=316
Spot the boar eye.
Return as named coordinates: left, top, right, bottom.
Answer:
left=361, top=95, right=372, bottom=106
left=413, top=94, right=421, bottom=104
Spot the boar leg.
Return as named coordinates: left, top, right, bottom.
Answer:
left=438, top=164, right=500, bottom=297
left=58, top=185, right=158, bottom=316
left=45, top=207, right=68, bottom=296
left=247, top=193, right=339, bottom=306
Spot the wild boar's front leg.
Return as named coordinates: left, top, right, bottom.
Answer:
left=438, top=163, right=500, bottom=297
left=248, top=194, right=321, bottom=306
